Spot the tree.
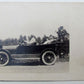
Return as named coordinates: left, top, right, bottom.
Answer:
left=0, top=40, right=2, bottom=45
left=19, top=35, right=24, bottom=43
left=23, top=36, right=27, bottom=41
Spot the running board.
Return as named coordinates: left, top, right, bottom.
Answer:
left=14, top=58, right=40, bottom=60
left=11, top=54, right=41, bottom=60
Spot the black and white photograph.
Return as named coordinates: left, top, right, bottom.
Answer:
left=0, top=2, right=84, bottom=81
left=0, top=26, right=69, bottom=66
left=0, top=2, right=69, bottom=71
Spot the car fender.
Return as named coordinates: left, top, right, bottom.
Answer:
left=40, top=48, right=56, bottom=57
left=0, top=49, right=11, bottom=59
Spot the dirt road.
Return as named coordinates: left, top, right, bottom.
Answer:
left=0, top=59, right=69, bottom=73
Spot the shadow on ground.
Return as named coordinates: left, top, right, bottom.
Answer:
left=9, top=56, right=69, bottom=66
left=9, top=60, right=42, bottom=66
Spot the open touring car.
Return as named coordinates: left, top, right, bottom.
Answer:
left=0, top=27, right=69, bottom=66
left=0, top=40, right=69, bottom=66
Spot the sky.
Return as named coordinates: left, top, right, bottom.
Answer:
left=0, top=2, right=83, bottom=40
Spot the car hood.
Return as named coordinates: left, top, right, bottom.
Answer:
left=3, top=45, right=19, bottom=50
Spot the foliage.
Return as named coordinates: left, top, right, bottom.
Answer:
left=0, top=26, right=69, bottom=46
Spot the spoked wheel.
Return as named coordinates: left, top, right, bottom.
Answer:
left=41, top=51, right=57, bottom=65
left=0, top=51, right=10, bottom=66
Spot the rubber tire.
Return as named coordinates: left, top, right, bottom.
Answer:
left=41, top=51, right=57, bottom=65
left=0, top=51, right=10, bottom=66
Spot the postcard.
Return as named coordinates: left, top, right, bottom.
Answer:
left=0, top=2, right=83, bottom=81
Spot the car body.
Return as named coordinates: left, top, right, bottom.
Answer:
left=0, top=39, right=69, bottom=66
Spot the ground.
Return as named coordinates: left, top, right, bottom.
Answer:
left=0, top=57, right=69, bottom=73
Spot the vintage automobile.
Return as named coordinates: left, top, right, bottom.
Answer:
left=0, top=27, right=69, bottom=66
left=0, top=39, right=69, bottom=66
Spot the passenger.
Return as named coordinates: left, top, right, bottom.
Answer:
left=57, top=26, right=69, bottom=42
left=25, top=37, right=37, bottom=46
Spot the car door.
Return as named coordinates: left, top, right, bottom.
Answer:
left=16, top=45, right=26, bottom=54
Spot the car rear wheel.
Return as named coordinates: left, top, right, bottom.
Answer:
left=0, top=51, right=10, bottom=66
left=41, top=51, right=57, bottom=65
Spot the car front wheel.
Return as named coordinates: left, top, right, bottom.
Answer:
left=41, top=51, right=57, bottom=65
left=0, top=51, right=10, bottom=66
